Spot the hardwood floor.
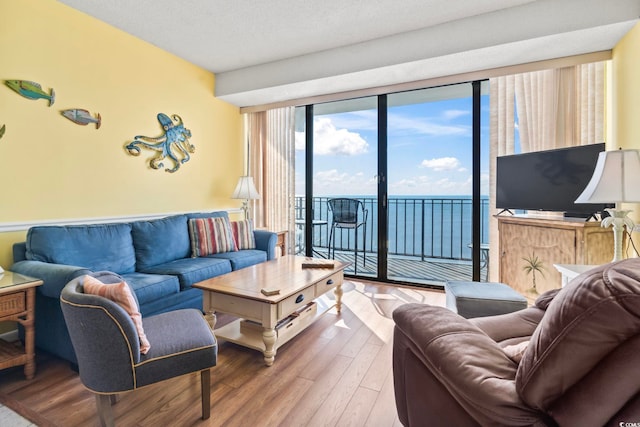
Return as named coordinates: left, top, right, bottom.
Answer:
left=0, top=281, right=445, bottom=426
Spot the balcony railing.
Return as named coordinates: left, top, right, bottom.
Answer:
left=294, top=196, right=489, bottom=262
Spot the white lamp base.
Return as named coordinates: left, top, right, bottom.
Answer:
left=602, top=208, right=634, bottom=262
left=241, top=200, right=250, bottom=221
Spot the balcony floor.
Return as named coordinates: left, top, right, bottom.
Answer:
left=302, top=248, right=488, bottom=285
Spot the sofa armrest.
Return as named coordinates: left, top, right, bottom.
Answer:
left=253, top=230, right=277, bottom=260
left=392, top=303, right=542, bottom=425
left=11, top=260, right=92, bottom=299
left=13, top=242, right=27, bottom=262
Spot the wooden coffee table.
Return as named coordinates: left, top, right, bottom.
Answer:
left=193, top=255, right=349, bottom=366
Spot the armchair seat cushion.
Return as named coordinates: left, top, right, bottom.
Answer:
left=136, top=308, right=217, bottom=387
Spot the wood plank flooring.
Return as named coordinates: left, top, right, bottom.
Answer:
left=0, top=281, right=444, bottom=427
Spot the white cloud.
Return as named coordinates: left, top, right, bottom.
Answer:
left=316, top=169, right=348, bottom=183
left=389, top=174, right=474, bottom=196
left=305, top=169, right=376, bottom=196
left=295, top=117, right=369, bottom=156
left=329, top=110, right=377, bottom=131
left=420, top=157, right=461, bottom=171
left=442, top=109, right=470, bottom=120
left=388, top=113, right=470, bottom=137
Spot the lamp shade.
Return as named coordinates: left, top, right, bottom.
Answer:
left=231, top=176, right=261, bottom=200
left=575, top=149, right=640, bottom=204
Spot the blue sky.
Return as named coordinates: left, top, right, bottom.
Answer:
left=295, top=93, right=491, bottom=197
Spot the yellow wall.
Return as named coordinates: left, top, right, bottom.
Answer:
left=612, top=22, right=640, bottom=223
left=0, top=0, right=244, bottom=268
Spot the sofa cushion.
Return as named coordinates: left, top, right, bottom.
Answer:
left=139, top=257, right=232, bottom=290
left=210, top=249, right=267, bottom=270
left=119, top=272, right=180, bottom=306
left=131, top=214, right=190, bottom=269
left=82, top=274, right=150, bottom=354
left=188, top=217, right=237, bottom=256
left=25, top=223, right=136, bottom=274
left=231, top=219, right=256, bottom=250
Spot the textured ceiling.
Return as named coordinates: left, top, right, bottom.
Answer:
left=57, top=0, right=639, bottom=107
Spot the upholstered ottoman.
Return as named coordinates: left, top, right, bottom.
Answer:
left=445, top=281, right=527, bottom=318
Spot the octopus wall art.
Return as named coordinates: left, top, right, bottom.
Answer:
left=125, top=113, right=194, bottom=173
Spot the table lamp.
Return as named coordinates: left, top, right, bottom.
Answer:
left=575, top=149, right=640, bottom=262
left=232, top=176, right=261, bottom=220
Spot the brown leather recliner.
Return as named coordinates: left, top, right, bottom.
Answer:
left=392, top=258, right=640, bottom=427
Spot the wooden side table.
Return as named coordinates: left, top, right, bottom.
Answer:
left=553, top=264, right=597, bottom=287
left=0, top=271, right=43, bottom=379
left=274, top=230, right=287, bottom=257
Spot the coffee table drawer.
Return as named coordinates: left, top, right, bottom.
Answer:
left=315, top=272, right=343, bottom=297
left=278, top=287, right=315, bottom=318
left=277, top=302, right=317, bottom=344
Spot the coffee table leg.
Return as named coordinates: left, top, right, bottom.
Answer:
left=262, top=328, right=277, bottom=366
left=335, top=283, right=343, bottom=313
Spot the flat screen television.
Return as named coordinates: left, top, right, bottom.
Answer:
left=496, top=143, right=613, bottom=218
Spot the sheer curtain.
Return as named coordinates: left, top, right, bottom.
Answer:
left=487, top=62, right=605, bottom=280
left=246, top=107, right=296, bottom=253
left=514, top=62, right=604, bottom=152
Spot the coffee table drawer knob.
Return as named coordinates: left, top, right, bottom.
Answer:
left=326, top=279, right=334, bottom=285
left=295, top=294, right=305, bottom=303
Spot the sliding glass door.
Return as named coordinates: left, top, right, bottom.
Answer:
left=295, top=82, right=489, bottom=286
left=386, top=84, right=488, bottom=284
left=295, top=98, right=378, bottom=276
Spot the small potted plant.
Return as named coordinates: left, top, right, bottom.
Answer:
left=522, top=253, right=545, bottom=294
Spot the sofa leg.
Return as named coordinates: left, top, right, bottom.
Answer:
left=95, top=394, right=115, bottom=427
left=201, top=369, right=211, bottom=420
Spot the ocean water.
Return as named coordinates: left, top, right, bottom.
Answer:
left=296, top=195, right=490, bottom=261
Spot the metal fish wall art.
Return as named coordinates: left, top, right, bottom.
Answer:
left=5, top=80, right=55, bottom=106
left=61, top=109, right=101, bottom=129
left=0, top=124, right=5, bottom=140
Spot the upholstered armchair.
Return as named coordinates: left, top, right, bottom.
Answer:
left=393, top=258, right=640, bottom=426
left=60, top=272, right=217, bottom=427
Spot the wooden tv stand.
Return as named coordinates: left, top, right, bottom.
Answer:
left=497, top=215, right=615, bottom=300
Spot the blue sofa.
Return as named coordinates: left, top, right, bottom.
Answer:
left=11, top=211, right=276, bottom=365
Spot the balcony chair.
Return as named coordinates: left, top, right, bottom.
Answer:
left=328, top=198, right=368, bottom=273
left=60, top=272, right=217, bottom=427
left=392, top=258, right=640, bottom=426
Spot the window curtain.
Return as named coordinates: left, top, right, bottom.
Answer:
left=487, top=62, right=605, bottom=281
left=514, top=62, right=605, bottom=152
left=246, top=107, right=296, bottom=253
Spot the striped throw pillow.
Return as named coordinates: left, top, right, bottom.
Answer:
left=188, top=217, right=237, bottom=256
left=82, top=275, right=150, bottom=354
left=231, top=219, right=256, bottom=250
